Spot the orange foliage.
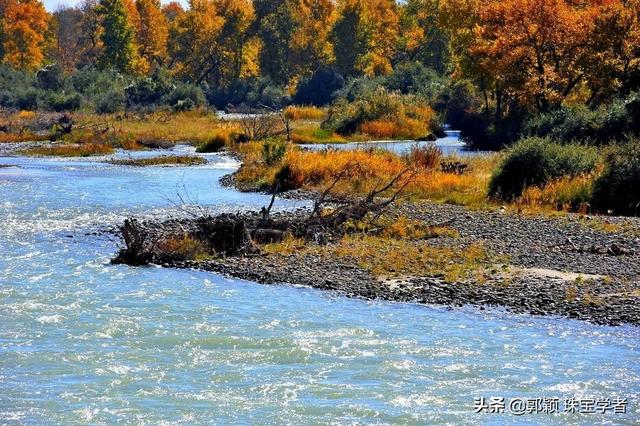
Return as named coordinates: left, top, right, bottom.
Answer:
left=2, top=0, right=50, bottom=71
left=468, top=0, right=636, bottom=110
left=135, top=0, right=169, bottom=72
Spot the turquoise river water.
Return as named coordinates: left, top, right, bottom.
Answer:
left=0, top=146, right=639, bottom=425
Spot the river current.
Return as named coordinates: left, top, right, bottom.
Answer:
left=0, top=144, right=639, bottom=424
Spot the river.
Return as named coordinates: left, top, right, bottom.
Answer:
left=299, top=130, right=484, bottom=157
left=0, top=147, right=639, bottom=424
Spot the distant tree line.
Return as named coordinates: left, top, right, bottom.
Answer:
left=1, top=0, right=640, bottom=148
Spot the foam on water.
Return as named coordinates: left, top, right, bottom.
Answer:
left=0, top=151, right=639, bottom=424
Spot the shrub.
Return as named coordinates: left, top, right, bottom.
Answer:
left=274, top=164, right=304, bottom=191
left=262, top=139, right=287, bottom=165
left=518, top=174, right=595, bottom=212
left=43, top=92, right=82, bottom=112
left=164, top=83, right=206, bottom=111
left=592, top=140, right=640, bottom=215
left=403, top=143, right=442, bottom=169
left=293, top=69, right=345, bottom=106
left=96, top=90, right=125, bottom=114
left=383, top=62, right=445, bottom=102
left=36, top=64, right=64, bottom=91
left=125, top=78, right=168, bottom=109
left=489, top=137, right=599, bottom=200
left=196, top=133, right=228, bottom=153
left=524, top=93, right=640, bottom=145
left=325, top=87, right=435, bottom=139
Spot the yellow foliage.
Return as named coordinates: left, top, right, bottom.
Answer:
left=284, top=106, right=327, bottom=121
left=517, top=174, right=596, bottom=213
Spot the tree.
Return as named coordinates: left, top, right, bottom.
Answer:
left=399, top=0, right=450, bottom=74
left=586, top=0, right=640, bottom=101
left=254, top=0, right=335, bottom=86
left=469, top=0, right=599, bottom=111
left=97, top=0, right=137, bottom=73
left=52, top=6, right=84, bottom=72
left=332, top=0, right=399, bottom=77
left=161, top=1, right=184, bottom=22
left=167, top=0, right=225, bottom=83
left=168, top=0, right=259, bottom=85
left=135, top=0, right=168, bottom=73
left=76, top=0, right=103, bottom=68
left=212, top=0, right=259, bottom=86
left=1, top=0, right=50, bottom=71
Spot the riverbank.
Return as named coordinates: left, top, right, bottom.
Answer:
left=114, top=201, right=640, bottom=327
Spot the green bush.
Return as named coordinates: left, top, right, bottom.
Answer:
left=262, top=139, right=287, bottom=166
left=592, top=140, right=640, bottom=215
left=43, top=92, right=82, bottom=112
left=383, top=62, right=445, bottom=102
left=164, top=83, right=206, bottom=111
left=524, top=93, right=640, bottom=145
left=489, top=137, right=599, bottom=200
left=96, top=90, right=125, bottom=114
left=325, top=87, right=432, bottom=136
left=196, top=135, right=227, bottom=153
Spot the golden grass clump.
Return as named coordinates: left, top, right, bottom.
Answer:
left=517, top=173, right=596, bottom=213
left=284, top=106, right=326, bottom=121
left=279, top=149, right=495, bottom=205
left=382, top=216, right=460, bottom=239
left=22, top=142, right=115, bottom=157
left=157, top=234, right=210, bottom=261
left=318, top=235, right=492, bottom=282
left=109, top=155, right=207, bottom=167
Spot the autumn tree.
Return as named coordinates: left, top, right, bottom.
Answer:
left=332, top=0, right=399, bottom=77
left=97, top=0, right=137, bottom=73
left=0, top=0, right=10, bottom=60
left=168, top=0, right=225, bottom=83
left=586, top=0, right=640, bottom=102
left=161, top=1, right=184, bottom=23
left=399, top=0, right=449, bottom=74
left=254, top=0, right=335, bottom=86
left=75, top=0, right=103, bottom=68
left=468, top=0, right=601, bottom=112
left=52, top=6, right=84, bottom=72
left=1, top=0, right=50, bottom=71
left=135, top=0, right=168, bottom=73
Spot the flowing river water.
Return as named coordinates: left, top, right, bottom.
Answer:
left=0, top=142, right=639, bottom=424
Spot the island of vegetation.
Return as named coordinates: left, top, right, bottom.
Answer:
left=1, top=0, right=639, bottom=325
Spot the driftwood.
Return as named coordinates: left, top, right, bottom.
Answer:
left=114, top=165, right=417, bottom=266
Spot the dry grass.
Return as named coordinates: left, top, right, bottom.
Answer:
left=381, top=216, right=460, bottom=240
left=291, top=123, right=348, bottom=144
left=403, top=143, right=443, bottom=169
left=73, top=111, right=239, bottom=146
left=269, top=235, right=494, bottom=282
left=360, top=117, right=428, bottom=140
left=284, top=106, right=326, bottom=121
left=109, top=155, right=207, bottom=167
left=231, top=142, right=497, bottom=205
left=517, top=174, right=596, bottom=213
left=0, top=132, right=50, bottom=143
left=21, top=142, right=115, bottom=157
left=157, top=234, right=210, bottom=261
left=284, top=149, right=494, bottom=205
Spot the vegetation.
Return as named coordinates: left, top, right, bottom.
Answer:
left=324, top=88, right=437, bottom=139
left=489, top=138, right=599, bottom=201
left=593, top=140, right=640, bottom=216
left=21, top=142, right=115, bottom=157
left=196, top=132, right=230, bottom=153
left=109, top=155, right=207, bottom=166
left=0, top=0, right=639, bottom=217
